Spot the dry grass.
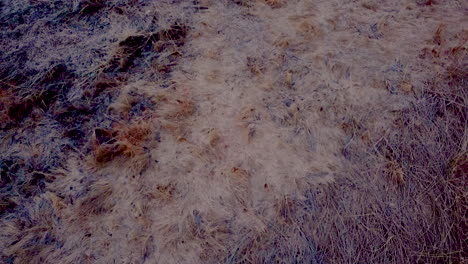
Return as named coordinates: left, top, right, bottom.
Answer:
left=306, top=67, right=467, bottom=263
left=1, top=0, right=467, bottom=263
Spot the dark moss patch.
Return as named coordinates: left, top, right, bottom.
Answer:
left=94, top=128, right=117, bottom=145
left=79, top=0, right=106, bottom=16
left=0, top=197, right=17, bottom=216
left=8, top=99, right=34, bottom=122
left=104, top=23, right=187, bottom=75
left=64, top=128, right=86, bottom=143
left=7, top=64, right=74, bottom=123
left=104, top=33, right=159, bottom=74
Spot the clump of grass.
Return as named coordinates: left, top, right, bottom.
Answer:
left=91, top=122, right=152, bottom=164
left=78, top=181, right=114, bottom=215
left=104, top=23, right=187, bottom=75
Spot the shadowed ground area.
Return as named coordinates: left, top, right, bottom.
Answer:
left=0, top=0, right=467, bottom=263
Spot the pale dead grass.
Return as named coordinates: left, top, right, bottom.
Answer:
left=1, top=0, right=467, bottom=263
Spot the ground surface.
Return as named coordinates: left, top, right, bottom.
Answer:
left=0, top=0, right=467, bottom=263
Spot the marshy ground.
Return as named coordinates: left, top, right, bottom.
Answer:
left=0, top=0, right=467, bottom=263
